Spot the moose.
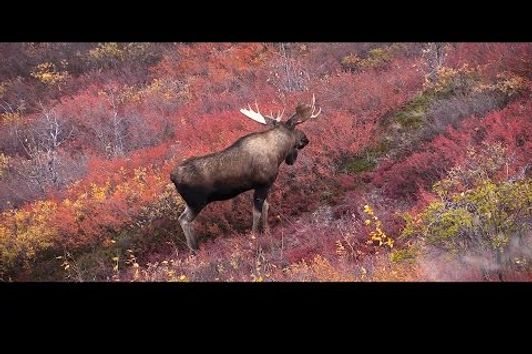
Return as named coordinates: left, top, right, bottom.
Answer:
left=170, top=95, right=322, bottom=251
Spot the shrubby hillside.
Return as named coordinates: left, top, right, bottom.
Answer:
left=0, top=43, right=530, bottom=281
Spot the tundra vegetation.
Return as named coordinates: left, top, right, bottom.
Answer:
left=0, top=43, right=530, bottom=281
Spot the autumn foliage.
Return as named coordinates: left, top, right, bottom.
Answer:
left=0, top=43, right=530, bottom=281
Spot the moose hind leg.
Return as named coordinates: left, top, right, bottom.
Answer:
left=252, top=187, right=270, bottom=235
left=179, top=204, right=202, bottom=251
left=261, top=200, right=270, bottom=235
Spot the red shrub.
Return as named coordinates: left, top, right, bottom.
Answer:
left=372, top=98, right=530, bottom=201
left=445, top=43, right=531, bottom=80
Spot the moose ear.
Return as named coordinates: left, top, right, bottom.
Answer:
left=285, top=114, right=298, bottom=129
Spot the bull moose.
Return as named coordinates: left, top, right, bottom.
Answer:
left=170, top=95, right=322, bottom=251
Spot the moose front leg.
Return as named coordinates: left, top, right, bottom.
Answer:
left=179, top=204, right=204, bottom=252
left=252, top=187, right=270, bottom=235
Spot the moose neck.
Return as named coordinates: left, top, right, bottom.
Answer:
left=268, top=125, right=297, bottom=165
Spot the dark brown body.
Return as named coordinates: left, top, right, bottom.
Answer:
left=172, top=126, right=302, bottom=203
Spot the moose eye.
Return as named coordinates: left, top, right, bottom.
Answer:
left=298, top=137, right=309, bottom=148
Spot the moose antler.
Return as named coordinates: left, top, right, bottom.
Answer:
left=240, top=102, right=284, bottom=125
left=269, top=107, right=285, bottom=122
left=293, top=94, right=322, bottom=126
left=308, top=94, right=322, bottom=119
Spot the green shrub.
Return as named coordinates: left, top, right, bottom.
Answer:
left=344, top=155, right=377, bottom=173
left=390, top=246, right=418, bottom=263
left=87, top=43, right=160, bottom=69
left=341, top=45, right=398, bottom=71
left=401, top=145, right=531, bottom=278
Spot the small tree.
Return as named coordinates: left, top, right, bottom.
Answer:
left=14, top=107, right=74, bottom=190
left=87, top=88, right=135, bottom=158
left=422, top=42, right=447, bottom=83
left=269, top=43, right=310, bottom=93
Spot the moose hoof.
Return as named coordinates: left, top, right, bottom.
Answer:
left=186, top=240, right=199, bottom=253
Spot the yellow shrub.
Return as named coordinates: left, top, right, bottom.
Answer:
left=88, top=43, right=124, bottom=62
left=88, top=43, right=153, bottom=67
left=494, top=72, right=526, bottom=95
left=426, top=65, right=526, bottom=97
left=1, top=111, right=23, bottom=124
left=423, top=65, right=476, bottom=94
left=370, top=254, right=422, bottom=281
left=103, top=78, right=188, bottom=106
left=30, top=62, right=69, bottom=85
left=287, top=255, right=356, bottom=281
left=90, top=182, right=110, bottom=202
left=0, top=153, right=9, bottom=177
left=341, top=45, right=398, bottom=71
left=0, top=81, right=6, bottom=98
left=0, top=201, right=59, bottom=275
left=363, top=204, right=394, bottom=248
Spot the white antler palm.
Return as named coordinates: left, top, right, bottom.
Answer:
left=240, top=102, right=284, bottom=125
